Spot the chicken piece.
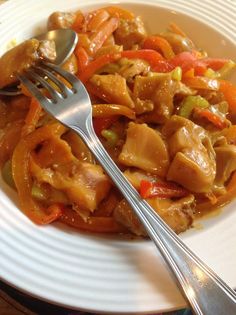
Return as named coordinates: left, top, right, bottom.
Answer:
left=133, top=74, right=170, bottom=117
left=118, top=58, right=150, bottom=82
left=31, top=159, right=111, bottom=216
left=114, top=16, right=147, bottom=49
left=148, top=195, right=195, bottom=234
left=119, top=122, right=169, bottom=177
left=214, top=144, right=236, bottom=188
left=30, top=133, right=111, bottom=216
left=90, top=74, right=134, bottom=108
left=38, top=40, right=56, bottom=62
left=113, top=194, right=195, bottom=236
left=149, top=79, right=195, bottom=123
left=133, top=74, right=168, bottom=99
left=133, top=74, right=195, bottom=120
left=47, top=11, right=76, bottom=30
left=0, top=39, right=56, bottom=88
left=134, top=98, right=154, bottom=115
left=163, top=115, right=216, bottom=193
left=149, top=77, right=179, bottom=123
left=113, top=199, right=147, bottom=236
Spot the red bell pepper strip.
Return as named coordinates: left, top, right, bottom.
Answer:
left=140, top=180, right=188, bottom=199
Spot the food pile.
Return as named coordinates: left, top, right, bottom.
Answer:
left=0, top=6, right=236, bottom=236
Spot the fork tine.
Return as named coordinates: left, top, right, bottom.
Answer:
left=26, top=69, right=62, bottom=103
left=43, top=62, right=81, bottom=91
left=17, top=73, right=51, bottom=105
left=33, top=66, right=72, bottom=98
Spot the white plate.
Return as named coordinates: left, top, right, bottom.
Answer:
left=0, top=0, right=236, bottom=313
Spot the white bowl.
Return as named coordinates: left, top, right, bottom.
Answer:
left=0, top=0, right=236, bottom=314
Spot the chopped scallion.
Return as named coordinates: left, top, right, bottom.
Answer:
left=101, top=129, right=118, bottom=147
left=179, top=95, right=209, bottom=118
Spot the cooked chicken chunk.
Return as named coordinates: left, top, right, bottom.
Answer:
left=47, top=11, right=76, bottom=30
left=113, top=199, right=146, bottom=236
left=133, top=74, right=195, bottom=120
left=148, top=195, right=195, bottom=234
left=151, top=80, right=195, bottom=123
left=163, top=115, right=216, bottom=192
left=30, top=136, right=110, bottom=217
left=90, top=74, right=134, bottom=108
left=114, top=194, right=195, bottom=236
left=38, top=40, right=56, bottom=62
left=31, top=160, right=111, bottom=215
left=114, top=16, right=147, bottom=49
left=0, top=39, right=56, bottom=88
left=119, top=122, right=169, bottom=177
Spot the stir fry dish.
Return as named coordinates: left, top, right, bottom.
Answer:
left=1, top=6, right=236, bottom=236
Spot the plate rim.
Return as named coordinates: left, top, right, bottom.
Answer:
left=0, top=0, right=236, bottom=313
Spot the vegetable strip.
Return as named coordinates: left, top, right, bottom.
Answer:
left=140, top=180, right=189, bottom=199
left=12, top=123, right=66, bottom=224
left=92, top=104, right=136, bottom=119
left=60, top=206, right=126, bottom=233
left=142, top=36, right=175, bottom=59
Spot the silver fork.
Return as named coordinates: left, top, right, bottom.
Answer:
left=18, top=63, right=236, bottom=315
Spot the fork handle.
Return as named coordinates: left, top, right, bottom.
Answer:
left=71, top=122, right=236, bottom=315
